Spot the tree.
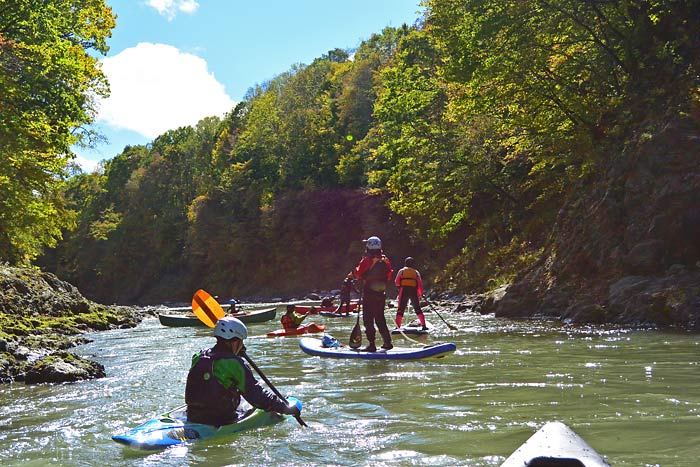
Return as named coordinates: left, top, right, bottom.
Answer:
left=0, top=0, right=115, bottom=263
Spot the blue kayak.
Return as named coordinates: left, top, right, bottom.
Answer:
left=299, top=337, right=456, bottom=360
left=112, top=397, right=302, bottom=450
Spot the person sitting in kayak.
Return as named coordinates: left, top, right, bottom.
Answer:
left=227, top=298, right=238, bottom=314
left=185, top=317, right=300, bottom=426
left=281, top=304, right=306, bottom=330
left=394, top=256, right=427, bottom=330
left=335, top=274, right=357, bottom=316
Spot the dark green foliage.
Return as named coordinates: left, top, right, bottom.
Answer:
left=34, top=3, right=700, bottom=303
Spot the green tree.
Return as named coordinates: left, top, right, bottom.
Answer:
left=0, top=0, right=115, bottom=263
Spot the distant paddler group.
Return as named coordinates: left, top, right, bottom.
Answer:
left=115, top=234, right=460, bottom=451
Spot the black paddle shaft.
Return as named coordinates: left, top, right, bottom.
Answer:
left=241, top=351, right=307, bottom=427
left=425, top=301, right=458, bottom=330
left=348, top=297, right=363, bottom=348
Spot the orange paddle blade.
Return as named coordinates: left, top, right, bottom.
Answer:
left=192, top=289, right=225, bottom=328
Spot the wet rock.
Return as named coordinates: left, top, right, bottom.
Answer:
left=1, top=265, right=146, bottom=383
left=480, top=285, right=508, bottom=315
left=562, top=303, right=607, bottom=324
left=24, top=351, right=106, bottom=384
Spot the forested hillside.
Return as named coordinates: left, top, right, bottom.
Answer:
left=4, top=2, right=699, bottom=326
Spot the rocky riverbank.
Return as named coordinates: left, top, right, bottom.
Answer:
left=477, top=117, right=700, bottom=331
left=0, top=265, right=149, bottom=384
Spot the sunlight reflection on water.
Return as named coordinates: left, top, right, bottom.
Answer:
left=0, top=312, right=698, bottom=466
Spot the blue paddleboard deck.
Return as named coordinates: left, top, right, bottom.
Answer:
left=299, top=337, right=456, bottom=360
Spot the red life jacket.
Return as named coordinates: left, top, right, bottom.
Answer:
left=399, top=267, right=418, bottom=287
left=281, top=312, right=303, bottom=329
left=364, top=256, right=389, bottom=292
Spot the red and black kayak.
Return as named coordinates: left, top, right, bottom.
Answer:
left=293, top=303, right=359, bottom=315
left=266, top=322, right=326, bottom=338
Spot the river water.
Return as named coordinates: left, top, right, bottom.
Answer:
left=1, top=306, right=698, bottom=466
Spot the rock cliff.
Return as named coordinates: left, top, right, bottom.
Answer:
left=483, top=117, right=700, bottom=330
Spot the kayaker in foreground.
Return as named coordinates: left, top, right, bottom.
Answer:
left=185, top=317, right=301, bottom=426
left=281, top=304, right=306, bottom=330
left=353, top=235, right=393, bottom=352
left=394, top=256, right=427, bottom=330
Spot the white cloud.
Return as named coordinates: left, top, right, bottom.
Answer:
left=147, top=0, right=199, bottom=20
left=97, top=43, right=235, bottom=139
left=73, top=154, right=100, bottom=173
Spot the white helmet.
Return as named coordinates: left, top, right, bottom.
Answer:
left=364, top=236, right=382, bottom=250
left=214, top=317, right=248, bottom=340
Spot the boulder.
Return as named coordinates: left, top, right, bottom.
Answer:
left=24, top=351, right=106, bottom=384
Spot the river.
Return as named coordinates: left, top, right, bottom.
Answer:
left=1, top=306, right=698, bottom=466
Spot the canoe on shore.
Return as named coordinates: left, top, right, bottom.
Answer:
left=501, top=421, right=611, bottom=467
left=298, top=337, right=456, bottom=360
left=266, top=322, right=326, bottom=337
left=157, top=307, right=277, bottom=327
left=112, top=397, right=302, bottom=450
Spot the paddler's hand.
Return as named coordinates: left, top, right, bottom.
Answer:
left=282, top=401, right=301, bottom=416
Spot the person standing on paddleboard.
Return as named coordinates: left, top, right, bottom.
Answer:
left=185, top=317, right=300, bottom=426
left=394, top=257, right=427, bottom=330
left=353, top=236, right=393, bottom=352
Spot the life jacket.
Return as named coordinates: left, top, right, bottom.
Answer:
left=363, top=256, right=389, bottom=293
left=281, top=312, right=303, bottom=329
left=281, top=314, right=295, bottom=329
left=399, top=267, right=418, bottom=288
left=185, top=348, right=240, bottom=425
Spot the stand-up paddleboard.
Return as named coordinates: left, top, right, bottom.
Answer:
left=391, top=319, right=431, bottom=335
left=501, top=421, right=611, bottom=467
left=298, top=337, right=456, bottom=360
left=112, top=397, right=302, bottom=450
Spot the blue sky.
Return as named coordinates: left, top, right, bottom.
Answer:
left=74, top=0, right=425, bottom=171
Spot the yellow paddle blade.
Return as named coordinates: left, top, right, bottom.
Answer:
left=192, top=289, right=225, bottom=328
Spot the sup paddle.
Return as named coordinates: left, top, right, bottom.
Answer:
left=393, top=318, right=429, bottom=347
left=425, top=301, right=458, bottom=331
left=348, top=296, right=363, bottom=349
left=191, top=289, right=306, bottom=427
